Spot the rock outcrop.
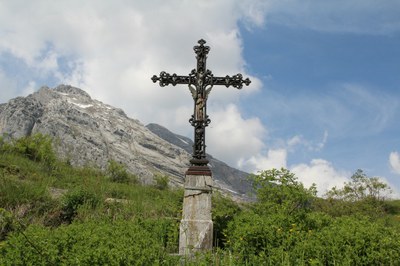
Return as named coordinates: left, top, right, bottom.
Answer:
left=0, top=85, right=251, bottom=195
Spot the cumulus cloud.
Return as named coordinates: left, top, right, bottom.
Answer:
left=238, top=149, right=287, bottom=173
left=236, top=137, right=350, bottom=197
left=291, top=159, right=349, bottom=196
left=207, top=104, right=266, bottom=167
left=389, top=152, right=400, bottom=174
left=0, top=0, right=265, bottom=169
left=287, top=130, right=328, bottom=152
left=0, top=1, right=263, bottom=118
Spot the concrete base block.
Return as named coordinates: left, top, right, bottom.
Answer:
left=178, top=173, right=213, bottom=255
left=179, top=219, right=213, bottom=255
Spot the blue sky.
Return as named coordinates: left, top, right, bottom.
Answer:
left=1, top=1, right=400, bottom=196
left=241, top=22, right=400, bottom=171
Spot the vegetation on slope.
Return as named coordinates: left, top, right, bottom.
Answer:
left=1, top=134, right=400, bottom=265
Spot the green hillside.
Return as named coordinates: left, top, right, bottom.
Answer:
left=1, top=134, right=400, bottom=265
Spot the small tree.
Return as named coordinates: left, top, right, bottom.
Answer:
left=323, top=169, right=392, bottom=217
left=326, top=169, right=391, bottom=202
left=251, top=168, right=317, bottom=216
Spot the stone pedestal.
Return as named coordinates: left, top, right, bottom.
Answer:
left=179, top=167, right=213, bottom=255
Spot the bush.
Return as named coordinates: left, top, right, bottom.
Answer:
left=322, top=169, right=392, bottom=218
left=326, top=169, right=391, bottom=201
left=0, top=208, right=17, bottom=241
left=0, top=219, right=181, bottom=265
left=0, top=175, right=54, bottom=218
left=10, top=134, right=57, bottom=168
left=223, top=168, right=400, bottom=264
left=61, top=188, right=100, bottom=223
left=297, top=216, right=400, bottom=265
left=106, top=160, right=137, bottom=184
left=154, top=174, right=169, bottom=190
left=225, top=211, right=400, bottom=264
left=212, top=192, right=241, bottom=248
left=251, top=168, right=317, bottom=217
left=0, top=135, right=12, bottom=152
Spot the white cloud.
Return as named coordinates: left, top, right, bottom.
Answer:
left=287, top=135, right=302, bottom=147
left=291, top=159, right=349, bottom=196
left=389, top=152, right=400, bottom=174
left=0, top=0, right=264, bottom=129
left=287, top=130, right=328, bottom=152
left=239, top=149, right=287, bottom=173
left=207, top=104, right=266, bottom=167
left=22, top=81, right=37, bottom=96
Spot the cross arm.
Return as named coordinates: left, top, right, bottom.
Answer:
left=211, top=74, right=251, bottom=89
left=151, top=71, right=191, bottom=87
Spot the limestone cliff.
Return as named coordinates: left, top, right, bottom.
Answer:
left=0, top=85, right=251, bottom=195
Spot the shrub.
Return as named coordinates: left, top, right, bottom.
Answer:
left=224, top=168, right=400, bottom=264
left=326, top=169, right=391, bottom=201
left=322, top=169, right=392, bottom=217
left=225, top=211, right=400, bottom=265
left=251, top=168, right=317, bottom=218
left=297, top=216, right=400, bottom=265
left=212, top=192, right=241, bottom=248
left=106, top=160, right=137, bottom=184
left=10, top=134, right=57, bottom=168
left=0, top=219, right=181, bottom=265
left=0, top=208, right=17, bottom=241
left=0, top=175, right=53, bottom=216
left=154, top=174, right=169, bottom=190
left=0, top=135, right=12, bottom=152
left=61, top=188, right=100, bottom=223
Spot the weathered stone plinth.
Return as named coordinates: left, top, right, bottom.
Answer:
left=179, top=167, right=213, bottom=255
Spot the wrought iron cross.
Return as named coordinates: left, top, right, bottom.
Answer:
left=152, top=39, right=251, bottom=169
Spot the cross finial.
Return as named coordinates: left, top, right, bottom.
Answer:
left=194, top=39, right=210, bottom=63
left=198, top=39, right=206, bottom=46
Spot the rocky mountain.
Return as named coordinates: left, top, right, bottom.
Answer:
left=146, top=123, right=252, bottom=194
left=0, top=85, right=252, bottom=196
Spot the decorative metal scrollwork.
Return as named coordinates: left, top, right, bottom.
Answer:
left=152, top=39, right=251, bottom=166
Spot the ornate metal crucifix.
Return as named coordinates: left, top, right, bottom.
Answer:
left=152, top=39, right=251, bottom=173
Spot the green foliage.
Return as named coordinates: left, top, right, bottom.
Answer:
left=320, top=169, right=392, bottom=218
left=251, top=168, right=317, bottom=217
left=0, top=135, right=11, bottom=152
left=0, top=219, right=181, bottom=265
left=0, top=208, right=17, bottom=241
left=106, top=160, right=137, bottom=184
left=230, top=213, right=399, bottom=264
left=212, top=192, right=241, bottom=248
left=3, top=133, right=57, bottom=168
left=61, top=188, right=100, bottom=223
left=223, top=168, right=400, bottom=265
left=294, top=216, right=400, bottom=265
left=154, top=174, right=169, bottom=190
left=0, top=175, right=55, bottom=223
left=326, top=169, right=391, bottom=201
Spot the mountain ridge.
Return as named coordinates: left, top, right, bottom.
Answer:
left=0, top=85, right=251, bottom=196
left=146, top=123, right=252, bottom=194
